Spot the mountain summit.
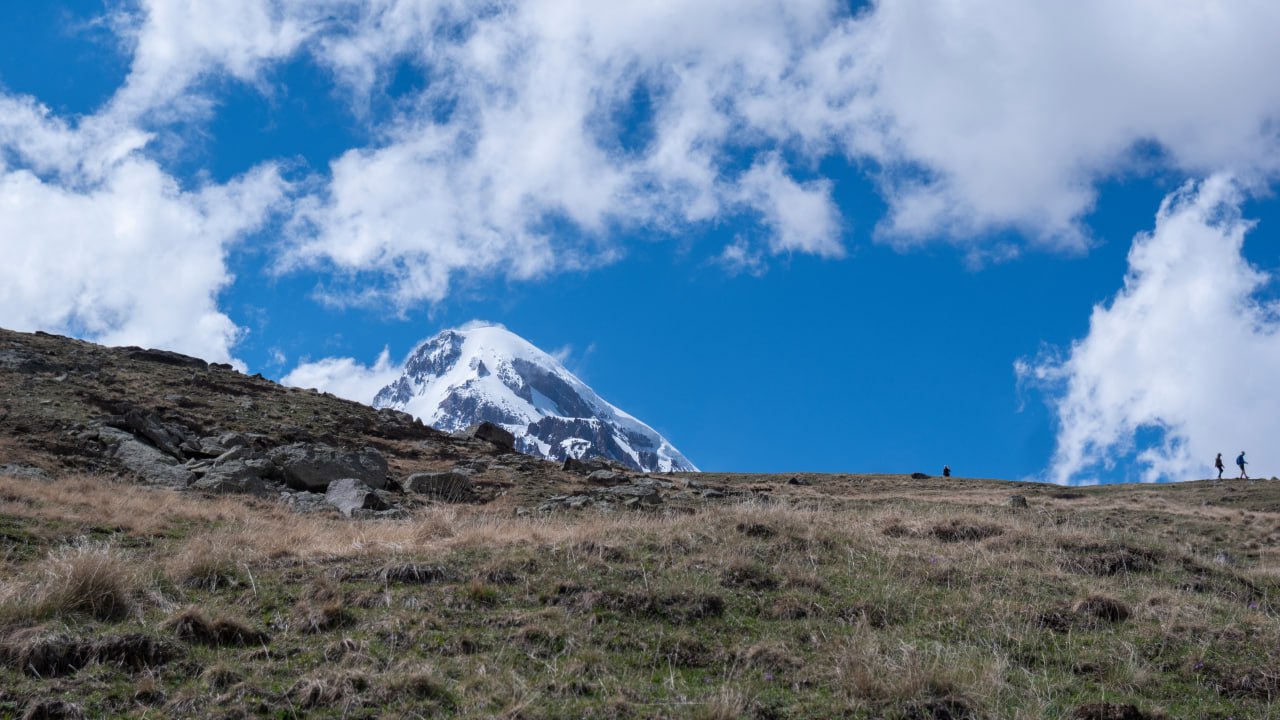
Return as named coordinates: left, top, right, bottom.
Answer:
left=372, top=325, right=697, bottom=473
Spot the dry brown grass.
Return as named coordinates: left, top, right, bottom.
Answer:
left=0, top=543, right=144, bottom=624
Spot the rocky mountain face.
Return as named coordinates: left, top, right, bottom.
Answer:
left=0, top=328, right=613, bottom=517
left=372, top=326, right=696, bottom=473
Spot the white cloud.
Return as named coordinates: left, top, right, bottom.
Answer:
left=9, top=0, right=1280, bottom=381
left=1017, top=176, right=1280, bottom=484
left=0, top=151, right=284, bottom=363
left=839, top=1, right=1280, bottom=250
left=0, top=1, right=299, bottom=362
left=281, top=347, right=400, bottom=404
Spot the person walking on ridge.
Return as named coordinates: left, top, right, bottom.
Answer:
left=1237, top=451, right=1249, bottom=480
left=1215, top=453, right=1225, bottom=480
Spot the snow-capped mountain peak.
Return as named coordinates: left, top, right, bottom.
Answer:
left=373, top=325, right=697, bottom=472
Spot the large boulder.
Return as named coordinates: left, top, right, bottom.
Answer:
left=465, top=422, right=516, bottom=452
left=269, top=444, right=388, bottom=492
left=98, top=427, right=195, bottom=487
left=325, top=478, right=389, bottom=517
left=404, top=471, right=473, bottom=501
left=190, top=453, right=273, bottom=495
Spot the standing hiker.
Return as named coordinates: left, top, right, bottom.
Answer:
left=1215, top=453, right=1225, bottom=480
left=942, top=465, right=951, bottom=478
left=1237, top=451, right=1249, bottom=480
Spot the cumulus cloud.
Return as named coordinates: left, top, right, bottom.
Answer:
left=281, top=347, right=400, bottom=404
left=0, top=0, right=297, bottom=362
left=0, top=130, right=285, bottom=363
left=1017, top=176, right=1280, bottom=484
left=841, top=1, right=1280, bottom=251
left=272, top=0, right=1280, bottom=298
left=9, top=0, right=1280, bottom=376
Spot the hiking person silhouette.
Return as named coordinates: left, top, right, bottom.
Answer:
left=1215, top=453, right=1225, bottom=480
left=942, top=465, right=951, bottom=478
left=1237, top=451, right=1249, bottom=480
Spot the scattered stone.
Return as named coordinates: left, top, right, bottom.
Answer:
left=270, top=443, right=388, bottom=492
left=586, top=469, right=627, bottom=485
left=465, top=422, right=516, bottom=452
left=404, top=470, right=473, bottom=501
left=0, top=348, right=54, bottom=373
left=562, top=456, right=622, bottom=475
left=1009, top=495, right=1029, bottom=509
left=787, top=475, right=811, bottom=485
left=910, top=472, right=930, bottom=479
left=0, top=463, right=51, bottom=480
left=351, top=507, right=409, bottom=520
left=325, top=478, right=389, bottom=517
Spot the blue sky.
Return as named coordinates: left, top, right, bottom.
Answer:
left=3, top=1, right=1280, bottom=483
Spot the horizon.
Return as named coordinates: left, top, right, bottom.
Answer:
left=3, top=2, right=1280, bottom=484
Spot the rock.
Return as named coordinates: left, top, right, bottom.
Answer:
left=404, top=471, right=473, bottom=501
left=787, top=476, right=811, bottom=486
left=0, top=348, right=55, bottom=373
left=597, top=484, right=662, bottom=505
left=350, top=507, right=410, bottom=520
left=562, top=456, right=622, bottom=475
left=0, top=463, right=52, bottom=480
left=125, top=347, right=208, bottom=370
left=586, top=469, right=627, bottom=485
left=116, top=409, right=185, bottom=459
left=1009, top=495, right=1029, bottom=509
left=325, top=478, right=389, bottom=517
left=219, top=432, right=250, bottom=449
left=466, top=422, right=516, bottom=452
left=98, top=427, right=195, bottom=487
left=910, top=472, right=930, bottom=480
left=191, top=458, right=271, bottom=495
left=269, top=443, right=388, bottom=492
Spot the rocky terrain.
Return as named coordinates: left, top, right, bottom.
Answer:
left=0, top=327, right=706, bottom=518
left=4, top=328, right=1280, bottom=719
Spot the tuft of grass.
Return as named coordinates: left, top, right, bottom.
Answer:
left=5, top=543, right=144, bottom=623
left=163, top=607, right=269, bottom=647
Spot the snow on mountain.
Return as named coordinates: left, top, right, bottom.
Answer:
left=372, top=325, right=697, bottom=473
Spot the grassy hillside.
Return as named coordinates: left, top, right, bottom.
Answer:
left=2, top=471, right=1278, bottom=719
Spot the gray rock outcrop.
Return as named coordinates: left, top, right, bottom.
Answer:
left=97, top=427, right=195, bottom=487
left=325, top=478, right=389, bottom=517
left=269, top=444, right=388, bottom=492
left=404, top=470, right=473, bottom=501
left=465, top=422, right=516, bottom=452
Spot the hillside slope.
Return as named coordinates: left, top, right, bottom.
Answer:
left=3, top=328, right=1280, bottom=718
